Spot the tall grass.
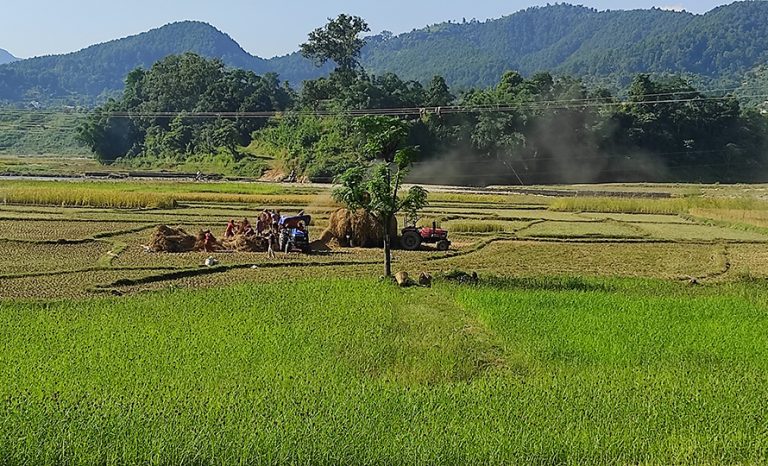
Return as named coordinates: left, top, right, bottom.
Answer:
left=0, top=186, right=176, bottom=209
left=0, top=181, right=333, bottom=209
left=550, top=196, right=768, bottom=214
left=447, top=221, right=506, bottom=233
left=172, top=192, right=334, bottom=206
left=428, top=192, right=550, bottom=205
left=1, top=278, right=767, bottom=463
left=690, top=208, right=768, bottom=228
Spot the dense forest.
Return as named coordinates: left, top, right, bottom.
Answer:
left=76, top=11, right=768, bottom=185
left=4, top=2, right=768, bottom=103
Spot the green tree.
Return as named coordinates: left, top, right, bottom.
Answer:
left=78, top=53, right=292, bottom=166
left=333, top=116, right=428, bottom=277
left=76, top=101, right=141, bottom=163
left=425, top=76, right=455, bottom=107
left=300, top=14, right=370, bottom=74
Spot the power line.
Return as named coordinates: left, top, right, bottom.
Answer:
left=0, top=85, right=766, bottom=120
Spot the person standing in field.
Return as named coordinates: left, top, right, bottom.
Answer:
left=224, top=219, right=236, bottom=238
left=266, top=231, right=276, bottom=259
left=256, top=217, right=266, bottom=236
left=203, top=230, right=215, bottom=253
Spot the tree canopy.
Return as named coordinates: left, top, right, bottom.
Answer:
left=300, top=14, right=370, bottom=74
left=333, top=116, right=428, bottom=277
left=77, top=53, right=291, bottom=164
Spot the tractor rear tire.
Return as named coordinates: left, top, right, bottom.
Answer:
left=436, top=240, right=450, bottom=251
left=400, top=230, right=422, bottom=251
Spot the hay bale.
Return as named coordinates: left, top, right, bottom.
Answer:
left=194, top=230, right=222, bottom=252
left=222, top=234, right=269, bottom=252
left=322, top=209, right=399, bottom=248
left=147, top=225, right=196, bottom=253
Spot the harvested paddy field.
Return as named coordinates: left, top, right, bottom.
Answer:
left=2, top=180, right=768, bottom=298
left=3, top=180, right=768, bottom=463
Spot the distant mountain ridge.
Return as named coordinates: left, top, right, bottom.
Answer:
left=2, top=2, right=768, bottom=103
left=0, top=48, right=18, bottom=65
left=0, top=21, right=264, bottom=103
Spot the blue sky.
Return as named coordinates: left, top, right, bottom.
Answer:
left=1, top=0, right=733, bottom=59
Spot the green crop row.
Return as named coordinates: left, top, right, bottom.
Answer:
left=2, top=278, right=768, bottom=463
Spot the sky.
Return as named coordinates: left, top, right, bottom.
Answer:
left=0, top=0, right=735, bottom=59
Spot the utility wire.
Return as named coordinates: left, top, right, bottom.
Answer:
left=0, top=85, right=766, bottom=120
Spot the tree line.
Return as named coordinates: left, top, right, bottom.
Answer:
left=78, top=15, right=768, bottom=185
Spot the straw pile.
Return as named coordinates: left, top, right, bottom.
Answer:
left=147, top=225, right=197, bottom=253
left=222, top=234, right=269, bottom=252
left=194, top=230, right=221, bottom=252
left=322, top=209, right=399, bottom=248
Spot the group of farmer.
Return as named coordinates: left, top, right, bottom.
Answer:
left=221, top=212, right=275, bottom=255
left=220, top=210, right=309, bottom=256
left=223, top=210, right=283, bottom=239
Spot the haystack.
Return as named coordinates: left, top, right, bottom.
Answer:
left=147, top=225, right=196, bottom=253
left=194, top=230, right=222, bottom=252
left=222, top=234, right=269, bottom=252
left=322, top=209, right=399, bottom=248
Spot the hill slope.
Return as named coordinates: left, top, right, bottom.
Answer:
left=0, top=48, right=17, bottom=65
left=0, top=21, right=263, bottom=103
left=3, top=2, right=768, bottom=102
left=266, top=2, right=768, bottom=88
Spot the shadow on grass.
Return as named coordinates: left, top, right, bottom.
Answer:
left=481, top=275, right=616, bottom=293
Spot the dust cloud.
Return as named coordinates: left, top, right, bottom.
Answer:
left=407, top=113, right=670, bottom=187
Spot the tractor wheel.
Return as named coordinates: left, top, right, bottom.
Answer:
left=436, top=240, right=450, bottom=251
left=400, top=230, right=422, bottom=251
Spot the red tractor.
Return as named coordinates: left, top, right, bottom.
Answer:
left=400, top=221, right=451, bottom=251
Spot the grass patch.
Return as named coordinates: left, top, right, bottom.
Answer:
left=550, top=196, right=768, bottom=214
left=518, top=220, right=648, bottom=239
left=634, top=223, right=768, bottom=242
left=690, top=208, right=768, bottom=229
left=580, top=212, right=693, bottom=224
left=438, top=241, right=725, bottom=278
left=0, top=240, right=107, bottom=276
left=0, top=220, right=154, bottom=241
left=2, top=278, right=768, bottom=463
left=445, top=221, right=507, bottom=233
left=428, top=192, right=552, bottom=205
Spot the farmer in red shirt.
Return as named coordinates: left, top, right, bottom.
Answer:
left=224, top=219, right=236, bottom=238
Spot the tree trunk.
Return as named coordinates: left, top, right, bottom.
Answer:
left=383, top=215, right=392, bottom=277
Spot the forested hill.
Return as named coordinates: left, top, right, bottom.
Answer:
left=0, top=21, right=264, bottom=103
left=290, top=1, right=768, bottom=89
left=0, top=49, right=17, bottom=65
left=3, top=2, right=768, bottom=103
